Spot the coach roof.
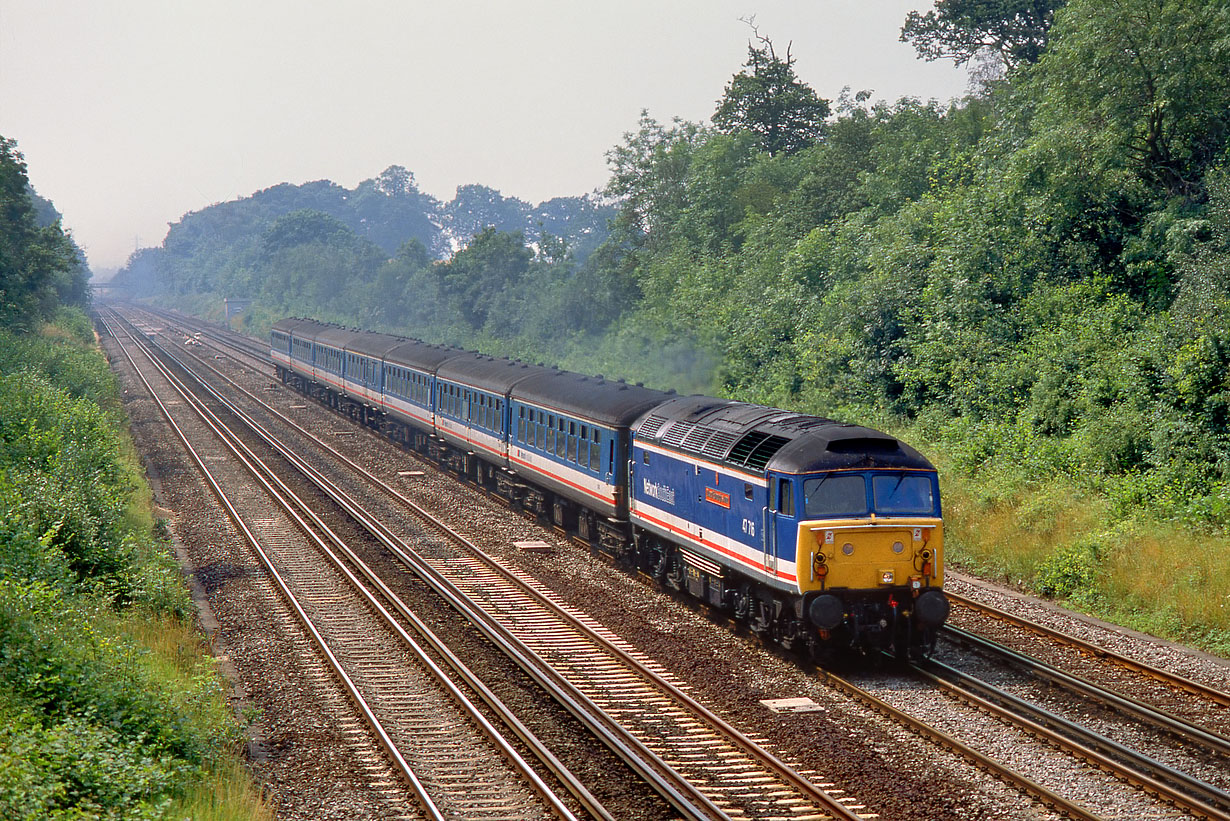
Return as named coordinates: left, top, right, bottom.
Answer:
left=274, top=317, right=332, bottom=339
left=383, top=338, right=468, bottom=373
left=436, top=353, right=555, bottom=395
left=313, top=326, right=367, bottom=350
left=513, top=369, right=671, bottom=428
left=344, top=329, right=411, bottom=359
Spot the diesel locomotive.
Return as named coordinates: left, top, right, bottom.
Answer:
left=271, top=318, right=949, bottom=659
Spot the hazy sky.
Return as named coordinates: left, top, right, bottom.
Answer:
left=1, top=1, right=968, bottom=271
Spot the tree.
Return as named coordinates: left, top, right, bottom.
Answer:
left=606, top=111, right=708, bottom=240
left=0, top=137, right=88, bottom=328
left=437, top=227, right=532, bottom=328
left=712, top=30, right=830, bottom=157
left=901, top=0, right=1064, bottom=71
left=374, top=165, right=415, bottom=197
left=1022, top=0, right=1230, bottom=200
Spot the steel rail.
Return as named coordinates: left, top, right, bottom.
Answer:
left=945, top=624, right=1230, bottom=758
left=103, top=309, right=586, bottom=821
left=137, top=303, right=269, bottom=360
left=130, top=305, right=1230, bottom=821
left=108, top=307, right=734, bottom=821
left=98, top=310, right=450, bottom=820
left=917, top=658, right=1230, bottom=821
left=946, top=590, right=1230, bottom=708
left=815, top=668, right=1106, bottom=821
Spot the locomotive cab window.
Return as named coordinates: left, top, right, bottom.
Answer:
left=872, top=473, right=935, bottom=516
left=803, top=474, right=868, bottom=518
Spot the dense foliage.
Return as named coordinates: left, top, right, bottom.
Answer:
left=110, top=167, right=615, bottom=334
left=1, top=139, right=250, bottom=817
left=0, top=139, right=90, bottom=330
left=0, top=316, right=245, bottom=818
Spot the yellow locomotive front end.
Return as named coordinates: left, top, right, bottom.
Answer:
left=791, top=469, right=948, bottom=657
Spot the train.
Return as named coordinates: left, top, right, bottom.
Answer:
left=271, top=318, right=949, bottom=659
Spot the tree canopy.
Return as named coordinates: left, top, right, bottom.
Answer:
left=901, top=0, right=1064, bottom=70
left=0, top=137, right=89, bottom=329
left=712, top=33, right=830, bottom=157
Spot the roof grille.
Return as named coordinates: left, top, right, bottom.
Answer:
left=729, top=432, right=791, bottom=470
left=680, top=426, right=716, bottom=452
left=700, top=430, right=740, bottom=460
left=639, top=414, right=670, bottom=438
left=662, top=421, right=694, bottom=448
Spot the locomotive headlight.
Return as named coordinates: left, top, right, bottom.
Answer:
left=841, top=542, right=854, bottom=556
left=892, top=540, right=905, bottom=554
left=880, top=570, right=895, bottom=585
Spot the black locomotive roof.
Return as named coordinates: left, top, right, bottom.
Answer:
left=633, top=395, right=934, bottom=474
left=512, top=370, right=672, bottom=428
left=436, top=354, right=556, bottom=395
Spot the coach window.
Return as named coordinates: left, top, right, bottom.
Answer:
left=578, top=426, right=589, bottom=468
left=567, top=421, right=578, bottom=462
left=556, top=418, right=568, bottom=458
left=546, top=415, right=555, bottom=452
left=590, top=432, right=601, bottom=474
left=536, top=412, right=546, bottom=449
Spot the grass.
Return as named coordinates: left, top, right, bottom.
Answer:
left=936, top=456, right=1230, bottom=658
left=165, top=756, right=273, bottom=821
left=99, top=320, right=273, bottom=818
left=108, top=609, right=274, bottom=821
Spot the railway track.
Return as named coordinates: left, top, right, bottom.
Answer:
left=917, top=653, right=1230, bottom=820
left=117, top=303, right=1230, bottom=821
left=106, top=305, right=873, bottom=821
left=945, top=589, right=1230, bottom=709
left=100, top=308, right=596, bottom=820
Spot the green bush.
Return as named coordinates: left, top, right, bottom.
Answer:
left=0, top=313, right=245, bottom=817
left=1035, top=538, right=1104, bottom=601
